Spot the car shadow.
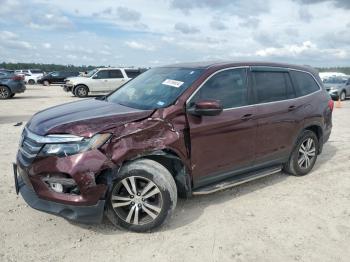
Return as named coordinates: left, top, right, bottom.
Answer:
left=70, top=143, right=338, bottom=234
left=71, top=171, right=288, bottom=235
left=11, top=96, right=50, bottom=99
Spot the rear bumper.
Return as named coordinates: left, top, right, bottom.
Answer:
left=14, top=164, right=105, bottom=224
left=10, top=82, right=26, bottom=93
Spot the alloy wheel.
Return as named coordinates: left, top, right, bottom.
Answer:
left=111, top=176, right=163, bottom=225
left=77, top=87, right=87, bottom=97
left=340, top=92, right=346, bottom=101
left=298, top=138, right=316, bottom=169
left=0, top=87, right=9, bottom=99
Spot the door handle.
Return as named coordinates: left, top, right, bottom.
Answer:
left=241, top=114, right=253, bottom=121
left=288, top=105, right=297, bottom=111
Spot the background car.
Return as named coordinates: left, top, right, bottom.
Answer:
left=323, top=76, right=350, bottom=101
left=0, top=71, right=26, bottom=99
left=37, top=71, right=80, bottom=85
left=63, top=67, right=146, bottom=97
left=15, top=69, right=44, bottom=85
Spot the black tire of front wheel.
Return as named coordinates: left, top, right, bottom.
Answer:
left=74, top=85, right=89, bottom=98
left=105, top=159, right=177, bottom=232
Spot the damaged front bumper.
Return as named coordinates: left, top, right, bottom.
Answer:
left=13, top=163, right=105, bottom=224
left=62, top=84, right=73, bottom=92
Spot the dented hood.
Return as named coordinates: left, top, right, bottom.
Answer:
left=26, top=98, right=154, bottom=137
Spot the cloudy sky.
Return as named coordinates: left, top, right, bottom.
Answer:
left=1, top=0, right=350, bottom=67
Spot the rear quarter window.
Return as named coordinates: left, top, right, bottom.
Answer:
left=125, top=70, right=141, bottom=78
left=290, top=71, right=320, bottom=97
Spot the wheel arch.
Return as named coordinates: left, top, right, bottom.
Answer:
left=303, top=124, right=323, bottom=154
left=0, top=84, right=12, bottom=93
left=125, top=149, right=192, bottom=198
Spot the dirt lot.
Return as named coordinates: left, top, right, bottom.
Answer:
left=0, top=85, right=350, bottom=262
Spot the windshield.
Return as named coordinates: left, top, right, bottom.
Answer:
left=107, top=67, right=204, bottom=110
left=87, top=69, right=98, bottom=77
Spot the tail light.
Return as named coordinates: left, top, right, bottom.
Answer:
left=328, top=99, right=334, bottom=111
left=12, top=75, right=24, bottom=81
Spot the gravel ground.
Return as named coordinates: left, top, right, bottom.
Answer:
left=1, top=85, right=350, bottom=262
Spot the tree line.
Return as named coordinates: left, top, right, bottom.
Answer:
left=1, top=62, right=350, bottom=75
left=0, top=62, right=102, bottom=73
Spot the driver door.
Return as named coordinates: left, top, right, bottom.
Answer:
left=186, top=68, right=257, bottom=187
left=91, top=70, right=110, bottom=92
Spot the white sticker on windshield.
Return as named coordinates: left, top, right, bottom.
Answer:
left=162, top=79, right=184, bottom=88
left=157, top=101, right=165, bottom=106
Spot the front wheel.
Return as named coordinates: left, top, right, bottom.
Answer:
left=74, top=85, right=89, bottom=98
left=106, top=159, right=177, bottom=232
left=340, top=91, right=346, bottom=101
left=283, top=130, right=318, bottom=176
left=28, top=79, right=35, bottom=85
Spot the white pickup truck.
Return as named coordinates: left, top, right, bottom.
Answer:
left=63, top=67, right=144, bottom=97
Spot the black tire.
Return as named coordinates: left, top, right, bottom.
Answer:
left=74, top=85, right=89, bottom=98
left=283, top=130, right=319, bottom=176
left=105, top=159, right=177, bottom=232
left=28, top=79, right=35, bottom=85
left=43, top=80, right=49, bottom=86
left=340, top=91, right=346, bottom=101
left=10, top=93, right=15, bottom=98
left=0, top=86, right=12, bottom=99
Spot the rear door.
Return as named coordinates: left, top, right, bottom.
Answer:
left=107, top=69, right=127, bottom=91
left=186, top=68, right=257, bottom=186
left=251, top=67, right=303, bottom=166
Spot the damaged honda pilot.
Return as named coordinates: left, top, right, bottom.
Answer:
left=14, top=61, right=333, bottom=232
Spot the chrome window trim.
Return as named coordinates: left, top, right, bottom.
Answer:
left=186, top=66, right=322, bottom=112
left=24, top=127, right=84, bottom=143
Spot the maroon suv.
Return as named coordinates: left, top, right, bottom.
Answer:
left=14, top=62, right=333, bottom=232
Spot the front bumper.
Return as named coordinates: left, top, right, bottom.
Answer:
left=63, top=84, right=73, bottom=92
left=327, top=90, right=339, bottom=100
left=14, top=163, right=105, bottom=224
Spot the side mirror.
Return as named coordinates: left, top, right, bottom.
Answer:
left=188, top=100, right=223, bottom=116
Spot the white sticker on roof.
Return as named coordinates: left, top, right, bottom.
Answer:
left=162, top=79, right=184, bottom=88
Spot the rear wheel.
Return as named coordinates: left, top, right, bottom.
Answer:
left=28, top=79, right=35, bottom=85
left=283, top=130, right=318, bottom=176
left=74, top=85, right=89, bottom=98
left=0, top=86, right=11, bottom=99
left=106, top=159, right=177, bottom=232
left=340, top=91, right=346, bottom=101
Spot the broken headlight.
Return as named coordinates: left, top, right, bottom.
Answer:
left=39, top=133, right=111, bottom=157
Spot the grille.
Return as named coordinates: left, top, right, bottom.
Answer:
left=18, top=128, right=43, bottom=166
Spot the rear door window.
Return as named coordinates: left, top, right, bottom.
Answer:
left=252, top=71, right=294, bottom=103
left=290, top=71, right=320, bottom=97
